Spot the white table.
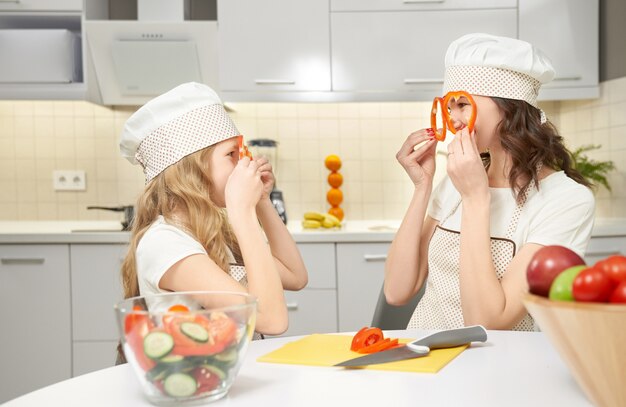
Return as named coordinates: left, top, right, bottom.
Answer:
left=4, top=330, right=592, bottom=407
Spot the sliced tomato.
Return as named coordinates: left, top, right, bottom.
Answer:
left=124, top=307, right=156, bottom=371
left=350, top=327, right=384, bottom=352
left=168, top=313, right=237, bottom=357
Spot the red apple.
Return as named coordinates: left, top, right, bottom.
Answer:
left=527, top=245, right=586, bottom=297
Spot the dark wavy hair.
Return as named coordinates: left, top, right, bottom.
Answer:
left=487, top=98, right=590, bottom=203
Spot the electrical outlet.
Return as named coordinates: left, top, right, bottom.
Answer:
left=53, top=170, right=86, bottom=191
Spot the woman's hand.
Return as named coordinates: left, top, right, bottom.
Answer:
left=225, top=157, right=264, bottom=216
left=254, top=156, right=275, bottom=200
left=446, top=127, right=489, bottom=201
left=396, top=128, right=438, bottom=188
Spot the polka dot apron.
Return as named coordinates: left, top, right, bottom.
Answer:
left=407, top=186, right=536, bottom=331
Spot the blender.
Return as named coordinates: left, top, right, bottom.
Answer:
left=248, top=139, right=287, bottom=224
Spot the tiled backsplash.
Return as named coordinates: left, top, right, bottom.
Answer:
left=0, top=77, right=624, bottom=222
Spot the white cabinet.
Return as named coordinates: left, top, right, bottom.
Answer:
left=331, top=9, right=517, bottom=95
left=277, top=243, right=338, bottom=337
left=0, top=0, right=81, bottom=11
left=336, top=243, right=390, bottom=331
left=519, top=0, right=599, bottom=100
left=331, top=0, right=516, bottom=11
left=217, top=0, right=331, bottom=92
left=0, top=245, right=72, bottom=403
left=584, top=236, right=626, bottom=266
left=70, top=244, right=126, bottom=375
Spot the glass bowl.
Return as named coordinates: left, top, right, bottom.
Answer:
left=523, top=293, right=626, bottom=407
left=115, top=291, right=256, bottom=406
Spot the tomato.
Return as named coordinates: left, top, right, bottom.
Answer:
left=168, top=313, right=237, bottom=357
left=350, top=327, right=384, bottom=352
left=572, top=267, right=616, bottom=302
left=609, top=281, right=626, bottom=304
left=595, top=255, right=626, bottom=284
left=193, top=366, right=221, bottom=396
left=124, top=307, right=156, bottom=371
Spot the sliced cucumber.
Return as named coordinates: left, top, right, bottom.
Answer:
left=143, top=331, right=174, bottom=360
left=159, top=354, right=184, bottom=364
left=163, top=372, right=197, bottom=398
left=214, top=348, right=237, bottom=364
left=180, top=322, right=209, bottom=343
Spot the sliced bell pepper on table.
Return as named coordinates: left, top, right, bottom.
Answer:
left=350, top=326, right=400, bottom=354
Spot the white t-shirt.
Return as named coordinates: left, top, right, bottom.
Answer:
left=428, top=171, right=595, bottom=257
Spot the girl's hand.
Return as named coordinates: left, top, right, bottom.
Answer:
left=254, top=156, right=275, bottom=200
left=446, top=127, right=489, bottom=201
left=225, top=157, right=264, bottom=215
left=396, top=128, right=438, bottom=188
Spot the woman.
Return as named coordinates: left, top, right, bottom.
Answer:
left=384, top=33, right=595, bottom=331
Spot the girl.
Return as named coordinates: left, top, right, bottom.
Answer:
left=384, top=33, right=595, bottom=331
left=119, top=82, right=308, bottom=336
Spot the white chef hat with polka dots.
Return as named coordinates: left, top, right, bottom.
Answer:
left=120, top=82, right=240, bottom=183
left=443, top=33, right=555, bottom=123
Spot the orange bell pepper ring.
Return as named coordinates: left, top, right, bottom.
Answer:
left=430, top=97, right=447, bottom=142
left=238, top=136, right=253, bottom=160
left=350, top=327, right=384, bottom=352
left=442, top=91, right=477, bottom=135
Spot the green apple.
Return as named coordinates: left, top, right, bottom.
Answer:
left=549, top=265, right=587, bottom=301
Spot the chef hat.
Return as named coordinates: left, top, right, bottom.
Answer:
left=120, top=82, right=240, bottom=183
left=443, top=33, right=555, bottom=122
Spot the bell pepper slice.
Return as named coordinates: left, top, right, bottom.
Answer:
left=442, top=91, right=477, bottom=134
left=350, top=327, right=384, bottom=352
left=430, top=97, right=447, bottom=142
left=238, top=135, right=253, bottom=160
left=357, top=338, right=400, bottom=354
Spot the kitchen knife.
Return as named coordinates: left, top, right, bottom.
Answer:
left=334, top=325, right=487, bottom=367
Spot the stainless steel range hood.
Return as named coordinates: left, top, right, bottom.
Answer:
left=84, top=20, right=218, bottom=105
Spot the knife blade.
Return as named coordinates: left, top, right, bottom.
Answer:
left=334, top=325, right=487, bottom=367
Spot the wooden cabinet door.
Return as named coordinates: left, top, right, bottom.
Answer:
left=336, top=242, right=390, bottom=331
left=0, top=245, right=72, bottom=403
left=218, top=0, right=331, bottom=92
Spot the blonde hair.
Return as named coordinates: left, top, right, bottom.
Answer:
left=121, top=145, right=242, bottom=299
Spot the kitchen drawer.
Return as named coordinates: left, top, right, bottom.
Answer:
left=0, top=0, right=81, bottom=11
left=70, top=244, right=126, bottom=341
left=276, top=289, right=338, bottom=337
left=297, top=243, right=336, bottom=289
left=73, top=341, right=118, bottom=377
left=584, top=236, right=626, bottom=266
left=331, top=0, right=516, bottom=12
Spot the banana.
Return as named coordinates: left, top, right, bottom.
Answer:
left=325, top=213, right=341, bottom=226
left=302, top=219, right=322, bottom=229
left=303, top=211, right=325, bottom=222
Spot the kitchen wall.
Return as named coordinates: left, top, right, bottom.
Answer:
left=1, top=80, right=625, bottom=222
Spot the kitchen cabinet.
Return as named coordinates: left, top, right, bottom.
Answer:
left=276, top=243, right=338, bottom=337
left=331, top=0, right=516, bottom=11
left=331, top=9, right=517, bottom=95
left=217, top=0, right=331, bottom=93
left=0, top=245, right=72, bottom=403
left=519, top=0, right=599, bottom=100
left=336, top=242, right=390, bottom=331
left=70, top=244, right=126, bottom=375
left=0, top=0, right=81, bottom=11
left=584, top=236, right=626, bottom=266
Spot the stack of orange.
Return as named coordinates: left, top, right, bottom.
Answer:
left=325, top=155, right=344, bottom=221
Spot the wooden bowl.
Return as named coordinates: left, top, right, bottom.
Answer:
left=523, top=294, right=626, bottom=407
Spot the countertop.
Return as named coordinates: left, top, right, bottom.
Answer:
left=0, top=218, right=625, bottom=244
left=3, top=330, right=593, bottom=407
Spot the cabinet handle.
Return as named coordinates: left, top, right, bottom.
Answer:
left=404, top=79, right=444, bottom=85
left=1, top=258, right=45, bottom=265
left=586, top=251, right=622, bottom=257
left=254, top=80, right=296, bottom=85
left=364, top=254, right=387, bottom=262
left=554, top=76, right=582, bottom=81
left=403, top=0, right=445, bottom=3
left=286, top=302, right=299, bottom=310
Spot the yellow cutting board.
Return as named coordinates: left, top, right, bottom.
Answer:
left=257, top=334, right=468, bottom=373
